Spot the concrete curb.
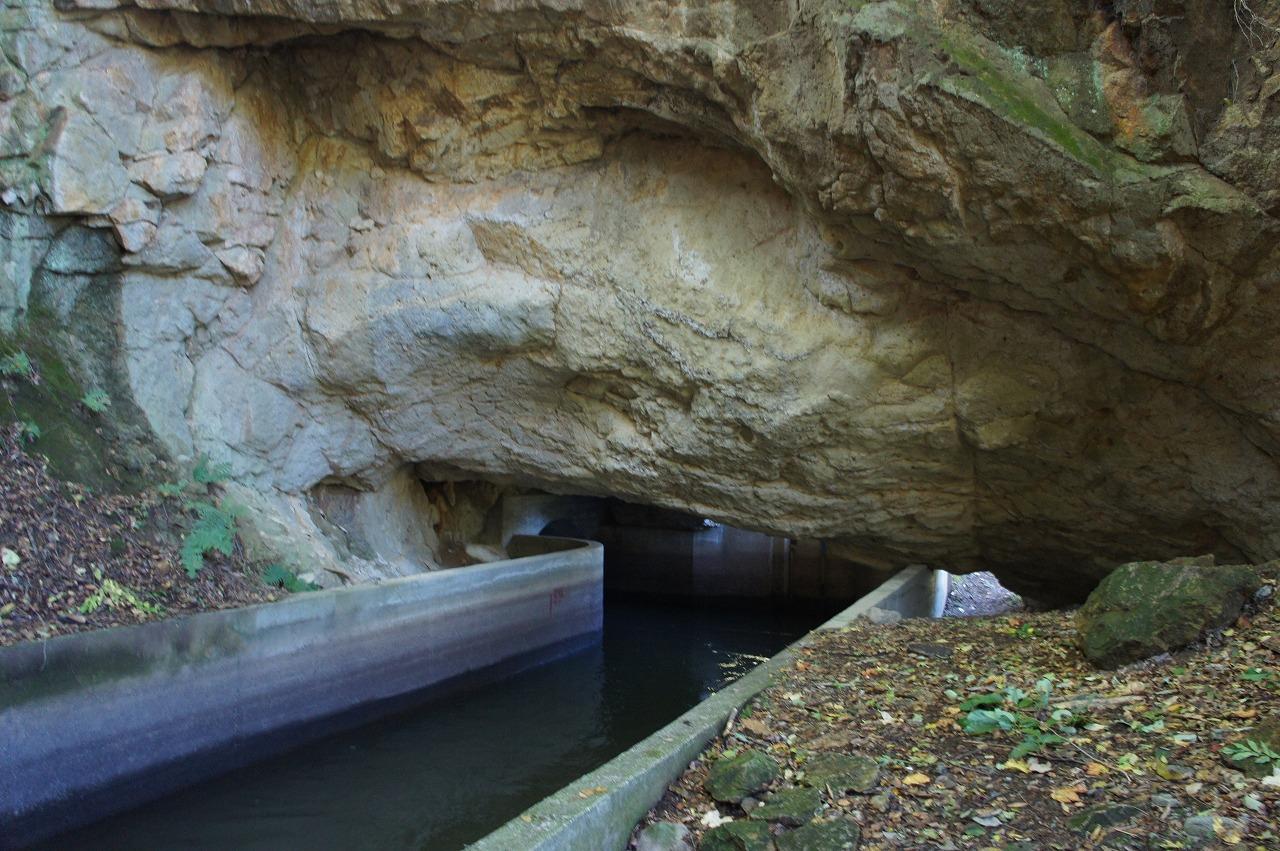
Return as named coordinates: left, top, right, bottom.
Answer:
left=470, top=564, right=942, bottom=851
left=0, top=536, right=603, bottom=848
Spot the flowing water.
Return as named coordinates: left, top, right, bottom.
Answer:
left=41, top=595, right=839, bottom=851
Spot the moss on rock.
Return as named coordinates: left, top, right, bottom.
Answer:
left=775, top=816, right=861, bottom=850
left=800, top=753, right=880, bottom=793
left=701, top=820, right=775, bottom=851
left=705, top=750, right=781, bottom=804
left=1075, top=556, right=1262, bottom=668
left=748, top=786, right=824, bottom=826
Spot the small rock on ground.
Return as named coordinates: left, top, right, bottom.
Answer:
left=700, top=820, right=774, bottom=851
left=775, top=816, right=861, bottom=850
left=801, top=753, right=879, bottom=793
left=705, top=751, right=781, bottom=803
left=636, top=821, right=692, bottom=851
left=747, top=786, right=823, bottom=826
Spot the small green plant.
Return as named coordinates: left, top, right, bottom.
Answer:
left=81, top=389, right=111, bottom=413
left=262, top=563, right=320, bottom=593
left=1242, top=667, right=1276, bottom=682
left=192, top=454, right=232, bottom=484
left=1223, top=739, right=1280, bottom=767
left=79, top=572, right=163, bottom=616
left=17, top=419, right=40, bottom=443
left=957, top=677, right=1067, bottom=759
left=180, top=499, right=243, bottom=578
left=0, top=350, right=31, bottom=378
left=156, top=481, right=186, bottom=498
left=157, top=455, right=234, bottom=499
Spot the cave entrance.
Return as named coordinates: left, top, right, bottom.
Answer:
left=498, top=491, right=894, bottom=607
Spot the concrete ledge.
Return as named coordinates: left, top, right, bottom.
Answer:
left=818, top=564, right=949, bottom=629
left=0, top=536, right=602, bottom=848
left=470, top=563, right=941, bottom=851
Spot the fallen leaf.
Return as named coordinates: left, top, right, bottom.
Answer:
left=1050, top=786, right=1082, bottom=805
left=902, top=773, right=931, bottom=786
left=1085, top=762, right=1110, bottom=776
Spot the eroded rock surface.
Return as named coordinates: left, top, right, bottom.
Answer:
left=2, top=0, right=1279, bottom=597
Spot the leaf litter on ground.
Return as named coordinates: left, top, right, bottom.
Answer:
left=635, top=593, right=1280, bottom=849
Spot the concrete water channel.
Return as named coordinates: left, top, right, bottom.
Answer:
left=34, top=597, right=836, bottom=850
left=2, top=506, right=943, bottom=851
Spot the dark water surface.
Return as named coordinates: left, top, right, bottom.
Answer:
left=42, top=596, right=837, bottom=851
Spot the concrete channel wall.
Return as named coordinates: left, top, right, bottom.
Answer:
left=471, top=565, right=945, bottom=851
left=0, top=535, right=603, bottom=848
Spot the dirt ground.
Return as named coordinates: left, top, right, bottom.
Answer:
left=637, top=598, right=1280, bottom=849
left=0, top=424, right=276, bottom=646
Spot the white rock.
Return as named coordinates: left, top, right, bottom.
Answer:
left=214, top=245, right=265, bottom=285
left=43, top=112, right=129, bottom=215
left=129, top=151, right=208, bottom=197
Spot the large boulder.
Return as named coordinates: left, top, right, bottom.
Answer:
left=2, top=1, right=1280, bottom=596
left=1075, top=557, right=1263, bottom=667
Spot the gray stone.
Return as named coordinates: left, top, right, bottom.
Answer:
left=701, top=821, right=775, bottom=851
left=5, top=0, right=1280, bottom=601
left=1183, top=813, right=1246, bottom=843
left=1076, top=558, right=1262, bottom=667
left=214, top=245, right=265, bottom=285
left=635, top=821, right=692, bottom=851
left=705, top=751, right=781, bottom=804
left=43, top=111, right=129, bottom=215
left=1068, top=803, right=1142, bottom=833
left=775, top=816, right=861, bottom=851
left=801, top=754, right=880, bottom=793
left=128, top=151, right=207, bottom=197
left=748, top=786, right=824, bottom=826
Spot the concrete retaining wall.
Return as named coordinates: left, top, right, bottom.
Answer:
left=0, top=536, right=603, bottom=848
left=470, top=564, right=943, bottom=851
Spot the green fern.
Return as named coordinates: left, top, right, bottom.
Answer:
left=81, top=389, right=111, bottom=413
left=0, top=350, right=31, bottom=377
left=263, top=563, right=320, bottom=593
left=156, top=481, right=185, bottom=498
left=192, top=454, right=232, bottom=484
left=79, top=577, right=163, bottom=616
left=180, top=500, right=242, bottom=578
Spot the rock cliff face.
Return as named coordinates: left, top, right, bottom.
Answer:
left=2, top=0, right=1279, bottom=598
